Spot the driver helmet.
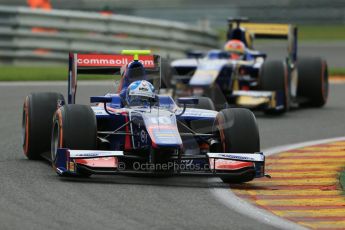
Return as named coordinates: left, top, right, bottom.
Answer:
left=126, top=80, right=155, bottom=106
left=224, top=39, right=245, bottom=60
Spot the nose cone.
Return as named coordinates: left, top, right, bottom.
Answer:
left=142, top=111, right=182, bottom=149
left=148, top=125, right=182, bottom=148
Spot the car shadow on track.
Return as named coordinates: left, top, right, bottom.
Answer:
left=20, top=147, right=252, bottom=189
left=57, top=175, right=230, bottom=189
left=253, top=105, right=336, bottom=119
left=32, top=156, right=230, bottom=188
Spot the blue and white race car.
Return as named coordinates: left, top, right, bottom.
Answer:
left=22, top=50, right=267, bottom=183
left=171, top=18, right=329, bottom=114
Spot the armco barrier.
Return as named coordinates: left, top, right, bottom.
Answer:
left=0, top=6, right=219, bottom=65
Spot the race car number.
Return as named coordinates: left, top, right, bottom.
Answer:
left=149, top=117, right=172, bottom=125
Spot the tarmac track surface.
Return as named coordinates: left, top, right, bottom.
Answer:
left=0, top=81, right=344, bottom=230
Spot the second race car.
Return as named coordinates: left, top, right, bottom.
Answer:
left=170, top=18, right=329, bottom=114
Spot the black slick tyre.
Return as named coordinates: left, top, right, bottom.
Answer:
left=188, top=96, right=215, bottom=110
left=297, top=57, right=328, bottom=107
left=215, top=108, right=260, bottom=183
left=259, top=60, right=289, bottom=114
left=22, top=92, right=65, bottom=160
left=51, top=104, right=97, bottom=177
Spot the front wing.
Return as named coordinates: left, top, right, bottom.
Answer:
left=232, top=90, right=286, bottom=111
left=54, top=148, right=265, bottom=178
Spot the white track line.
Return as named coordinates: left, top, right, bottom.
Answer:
left=210, top=136, right=345, bottom=230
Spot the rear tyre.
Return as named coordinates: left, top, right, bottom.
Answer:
left=297, top=57, right=328, bottom=107
left=204, top=84, right=229, bottom=111
left=215, top=108, right=260, bottom=183
left=259, top=60, right=289, bottom=114
left=189, top=97, right=216, bottom=134
left=51, top=104, right=97, bottom=177
left=188, top=96, right=215, bottom=111
left=161, top=57, right=172, bottom=88
left=22, top=92, right=65, bottom=160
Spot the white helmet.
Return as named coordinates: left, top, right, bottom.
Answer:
left=126, top=80, right=155, bottom=106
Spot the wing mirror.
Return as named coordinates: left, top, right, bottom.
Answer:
left=90, top=96, right=112, bottom=103
left=177, top=97, right=199, bottom=105
left=176, top=97, right=199, bottom=116
left=90, top=96, right=114, bottom=115
left=186, top=50, right=204, bottom=59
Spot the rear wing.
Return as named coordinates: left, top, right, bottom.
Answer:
left=229, top=21, right=298, bottom=64
left=68, top=52, right=159, bottom=104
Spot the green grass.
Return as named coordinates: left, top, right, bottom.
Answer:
left=298, top=25, right=345, bottom=41
left=0, top=66, right=115, bottom=81
left=330, top=68, right=345, bottom=76
left=218, top=24, right=345, bottom=42
left=340, top=171, right=345, bottom=195
left=0, top=66, right=344, bottom=81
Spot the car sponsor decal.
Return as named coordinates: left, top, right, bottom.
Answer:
left=140, top=130, right=148, bottom=143
left=209, top=158, right=254, bottom=170
left=68, top=150, right=124, bottom=158
left=232, top=90, right=273, bottom=97
left=146, top=124, right=182, bottom=146
left=181, top=109, right=217, bottom=118
left=207, top=152, right=264, bottom=162
left=77, top=54, right=154, bottom=68
left=74, top=157, right=118, bottom=168
left=149, top=116, right=173, bottom=125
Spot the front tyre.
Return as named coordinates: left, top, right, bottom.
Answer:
left=215, top=108, right=260, bottom=183
left=51, top=104, right=97, bottom=177
left=259, top=60, right=289, bottom=114
left=22, top=92, right=65, bottom=160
